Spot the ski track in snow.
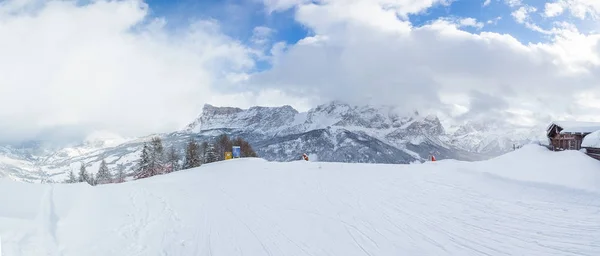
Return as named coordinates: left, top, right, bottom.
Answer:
left=1, top=148, right=600, bottom=256
left=45, top=185, right=60, bottom=255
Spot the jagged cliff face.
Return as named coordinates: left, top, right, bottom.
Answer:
left=0, top=101, right=546, bottom=182
left=183, top=101, right=496, bottom=163
left=185, top=104, right=300, bottom=135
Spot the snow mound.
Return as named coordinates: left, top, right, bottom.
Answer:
left=468, top=144, right=600, bottom=193
left=582, top=130, right=600, bottom=148
left=1, top=150, right=599, bottom=255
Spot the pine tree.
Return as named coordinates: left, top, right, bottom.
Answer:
left=166, top=145, right=180, bottom=173
left=78, top=163, right=88, bottom=183
left=66, top=170, right=77, bottom=183
left=216, top=134, right=232, bottom=161
left=240, top=140, right=258, bottom=157
left=183, top=138, right=201, bottom=169
left=116, top=166, right=126, bottom=183
left=96, top=159, right=112, bottom=184
left=200, top=141, right=208, bottom=163
left=135, top=143, right=152, bottom=179
left=149, top=136, right=165, bottom=175
left=204, top=143, right=218, bottom=163
left=88, top=172, right=96, bottom=186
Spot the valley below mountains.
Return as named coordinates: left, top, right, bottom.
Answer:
left=0, top=101, right=547, bottom=183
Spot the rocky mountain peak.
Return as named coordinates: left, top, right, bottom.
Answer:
left=313, top=100, right=352, bottom=113
left=201, top=104, right=244, bottom=116
left=245, top=105, right=298, bottom=117
left=184, top=103, right=299, bottom=134
left=453, top=120, right=506, bottom=137
left=306, top=101, right=411, bottom=130
left=187, top=100, right=452, bottom=136
left=183, top=104, right=244, bottom=132
left=419, top=115, right=446, bottom=135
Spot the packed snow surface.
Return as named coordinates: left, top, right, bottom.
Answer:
left=1, top=145, right=599, bottom=255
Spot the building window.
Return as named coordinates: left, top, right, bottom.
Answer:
left=569, top=140, right=573, bottom=149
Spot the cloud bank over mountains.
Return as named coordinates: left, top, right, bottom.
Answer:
left=0, top=0, right=599, bottom=143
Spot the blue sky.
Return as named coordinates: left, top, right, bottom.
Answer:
left=143, top=0, right=310, bottom=72
left=410, top=0, right=539, bottom=39
left=143, top=0, right=569, bottom=46
left=139, top=0, right=589, bottom=73
left=145, top=0, right=308, bottom=44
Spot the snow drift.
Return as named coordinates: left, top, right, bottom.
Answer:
left=0, top=145, right=599, bottom=255
left=582, top=130, right=600, bottom=148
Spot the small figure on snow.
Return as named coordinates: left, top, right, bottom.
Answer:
left=430, top=154, right=436, bottom=161
left=302, top=153, right=309, bottom=161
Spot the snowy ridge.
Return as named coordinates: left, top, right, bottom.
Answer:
left=0, top=154, right=38, bottom=182
left=0, top=146, right=599, bottom=255
left=0, top=101, right=548, bottom=183
left=0, top=136, right=154, bottom=183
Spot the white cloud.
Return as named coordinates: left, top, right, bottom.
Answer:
left=261, top=0, right=312, bottom=13
left=542, top=0, right=600, bottom=20
left=433, top=17, right=485, bottom=30
left=249, top=0, right=600, bottom=126
left=264, top=0, right=454, bottom=20
left=504, top=0, right=522, bottom=8
left=208, top=89, right=315, bottom=112
left=0, top=0, right=266, bottom=142
left=251, top=26, right=274, bottom=46
left=487, top=16, right=502, bottom=24
left=544, top=2, right=565, bottom=17
left=483, top=0, right=491, bottom=7
left=566, top=0, right=600, bottom=19
left=511, top=5, right=537, bottom=23
left=4, top=0, right=600, bottom=143
left=459, top=17, right=485, bottom=29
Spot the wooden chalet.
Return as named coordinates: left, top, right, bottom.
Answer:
left=546, top=121, right=600, bottom=151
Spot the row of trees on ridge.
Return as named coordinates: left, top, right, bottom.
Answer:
left=64, top=160, right=125, bottom=185
left=63, top=134, right=257, bottom=185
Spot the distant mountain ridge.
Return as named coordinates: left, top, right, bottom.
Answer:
left=0, top=101, right=547, bottom=183
left=185, top=101, right=545, bottom=158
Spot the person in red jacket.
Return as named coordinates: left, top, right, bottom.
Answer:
left=302, top=153, right=309, bottom=161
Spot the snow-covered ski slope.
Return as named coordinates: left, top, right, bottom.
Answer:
left=1, top=145, right=599, bottom=256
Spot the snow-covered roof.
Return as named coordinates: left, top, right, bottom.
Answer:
left=582, top=130, right=600, bottom=148
left=548, top=121, right=600, bottom=134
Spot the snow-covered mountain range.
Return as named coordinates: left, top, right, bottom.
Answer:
left=0, top=101, right=547, bottom=183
